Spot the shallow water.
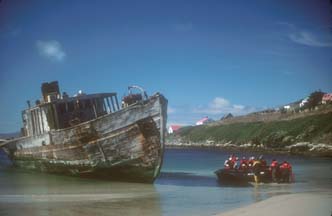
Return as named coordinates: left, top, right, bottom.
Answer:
left=0, top=148, right=331, bottom=216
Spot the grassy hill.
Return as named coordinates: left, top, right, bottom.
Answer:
left=176, top=111, right=332, bottom=148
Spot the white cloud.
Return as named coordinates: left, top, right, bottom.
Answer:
left=36, top=40, right=66, bottom=62
left=193, top=97, right=256, bottom=115
left=276, top=22, right=295, bottom=29
left=211, top=97, right=230, bottom=109
left=276, top=22, right=332, bottom=48
left=233, top=104, right=245, bottom=110
left=289, top=31, right=332, bottom=48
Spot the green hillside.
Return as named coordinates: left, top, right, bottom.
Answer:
left=178, top=112, right=332, bottom=148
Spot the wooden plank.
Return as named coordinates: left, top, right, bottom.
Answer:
left=40, top=108, right=44, bottom=133
left=114, top=95, right=120, bottom=110
left=110, top=96, right=116, bottom=112
left=92, top=99, right=98, bottom=118
left=52, top=104, right=60, bottom=129
left=106, top=97, right=112, bottom=113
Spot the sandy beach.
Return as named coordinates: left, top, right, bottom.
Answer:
left=216, top=192, right=332, bottom=216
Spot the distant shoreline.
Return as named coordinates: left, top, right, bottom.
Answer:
left=167, top=111, right=332, bottom=158
left=165, top=143, right=332, bottom=158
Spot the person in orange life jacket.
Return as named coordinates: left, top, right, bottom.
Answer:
left=228, top=154, right=237, bottom=168
left=248, top=156, right=255, bottom=169
left=258, top=155, right=267, bottom=168
left=279, top=161, right=292, bottom=183
left=224, top=157, right=235, bottom=169
left=239, top=157, right=248, bottom=170
left=270, top=159, right=279, bottom=182
left=230, top=154, right=236, bottom=163
left=234, top=157, right=239, bottom=169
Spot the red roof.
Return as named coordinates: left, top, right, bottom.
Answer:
left=322, top=93, right=332, bottom=101
left=170, top=125, right=181, bottom=131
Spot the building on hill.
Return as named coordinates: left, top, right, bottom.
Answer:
left=283, top=105, right=291, bottom=110
left=220, top=113, right=233, bottom=120
left=300, top=97, right=309, bottom=107
left=282, top=101, right=300, bottom=112
left=168, top=125, right=182, bottom=134
left=196, top=116, right=213, bottom=125
left=322, top=93, right=332, bottom=104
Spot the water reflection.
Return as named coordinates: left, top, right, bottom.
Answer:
left=156, top=171, right=220, bottom=187
left=0, top=169, right=161, bottom=216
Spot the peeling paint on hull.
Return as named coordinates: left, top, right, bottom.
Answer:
left=2, top=94, right=167, bottom=183
left=13, top=159, right=158, bottom=183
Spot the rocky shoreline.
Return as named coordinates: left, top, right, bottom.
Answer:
left=166, top=141, right=332, bottom=157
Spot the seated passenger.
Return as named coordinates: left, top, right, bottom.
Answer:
left=224, top=157, right=235, bottom=169
left=239, top=157, right=248, bottom=170
left=279, top=161, right=292, bottom=183
left=258, top=155, right=267, bottom=168
left=248, top=156, right=255, bottom=169
left=270, top=159, right=279, bottom=182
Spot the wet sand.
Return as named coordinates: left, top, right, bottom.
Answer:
left=216, top=192, right=332, bottom=216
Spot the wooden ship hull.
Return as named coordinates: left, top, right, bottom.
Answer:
left=2, top=92, right=167, bottom=183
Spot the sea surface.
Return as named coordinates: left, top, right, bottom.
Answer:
left=0, top=148, right=331, bottom=216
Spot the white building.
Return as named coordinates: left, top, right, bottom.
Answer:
left=196, top=117, right=213, bottom=125
left=300, top=97, right=309, bottom=107
left=283, top=105, right=291, bottom=110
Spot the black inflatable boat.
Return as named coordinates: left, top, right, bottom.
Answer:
left=214, top=168, right=272, bottom=184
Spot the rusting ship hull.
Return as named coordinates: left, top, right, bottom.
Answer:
left=2, top=94, right=167, bottom=183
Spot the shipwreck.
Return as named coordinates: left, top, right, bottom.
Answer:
left=0, top=81, right=167, bottom=183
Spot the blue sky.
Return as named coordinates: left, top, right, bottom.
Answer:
left=1, top=0, right=332, bottom=132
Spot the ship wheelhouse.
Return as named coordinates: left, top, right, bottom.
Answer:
left=22, top=81, right=120, bottom=137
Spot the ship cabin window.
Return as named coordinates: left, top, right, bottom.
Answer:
left=53, top=94, right=119, bottom=129
left=56, top=101, right=86, bottom=128
left=24, top=107, right=47, bottom=136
